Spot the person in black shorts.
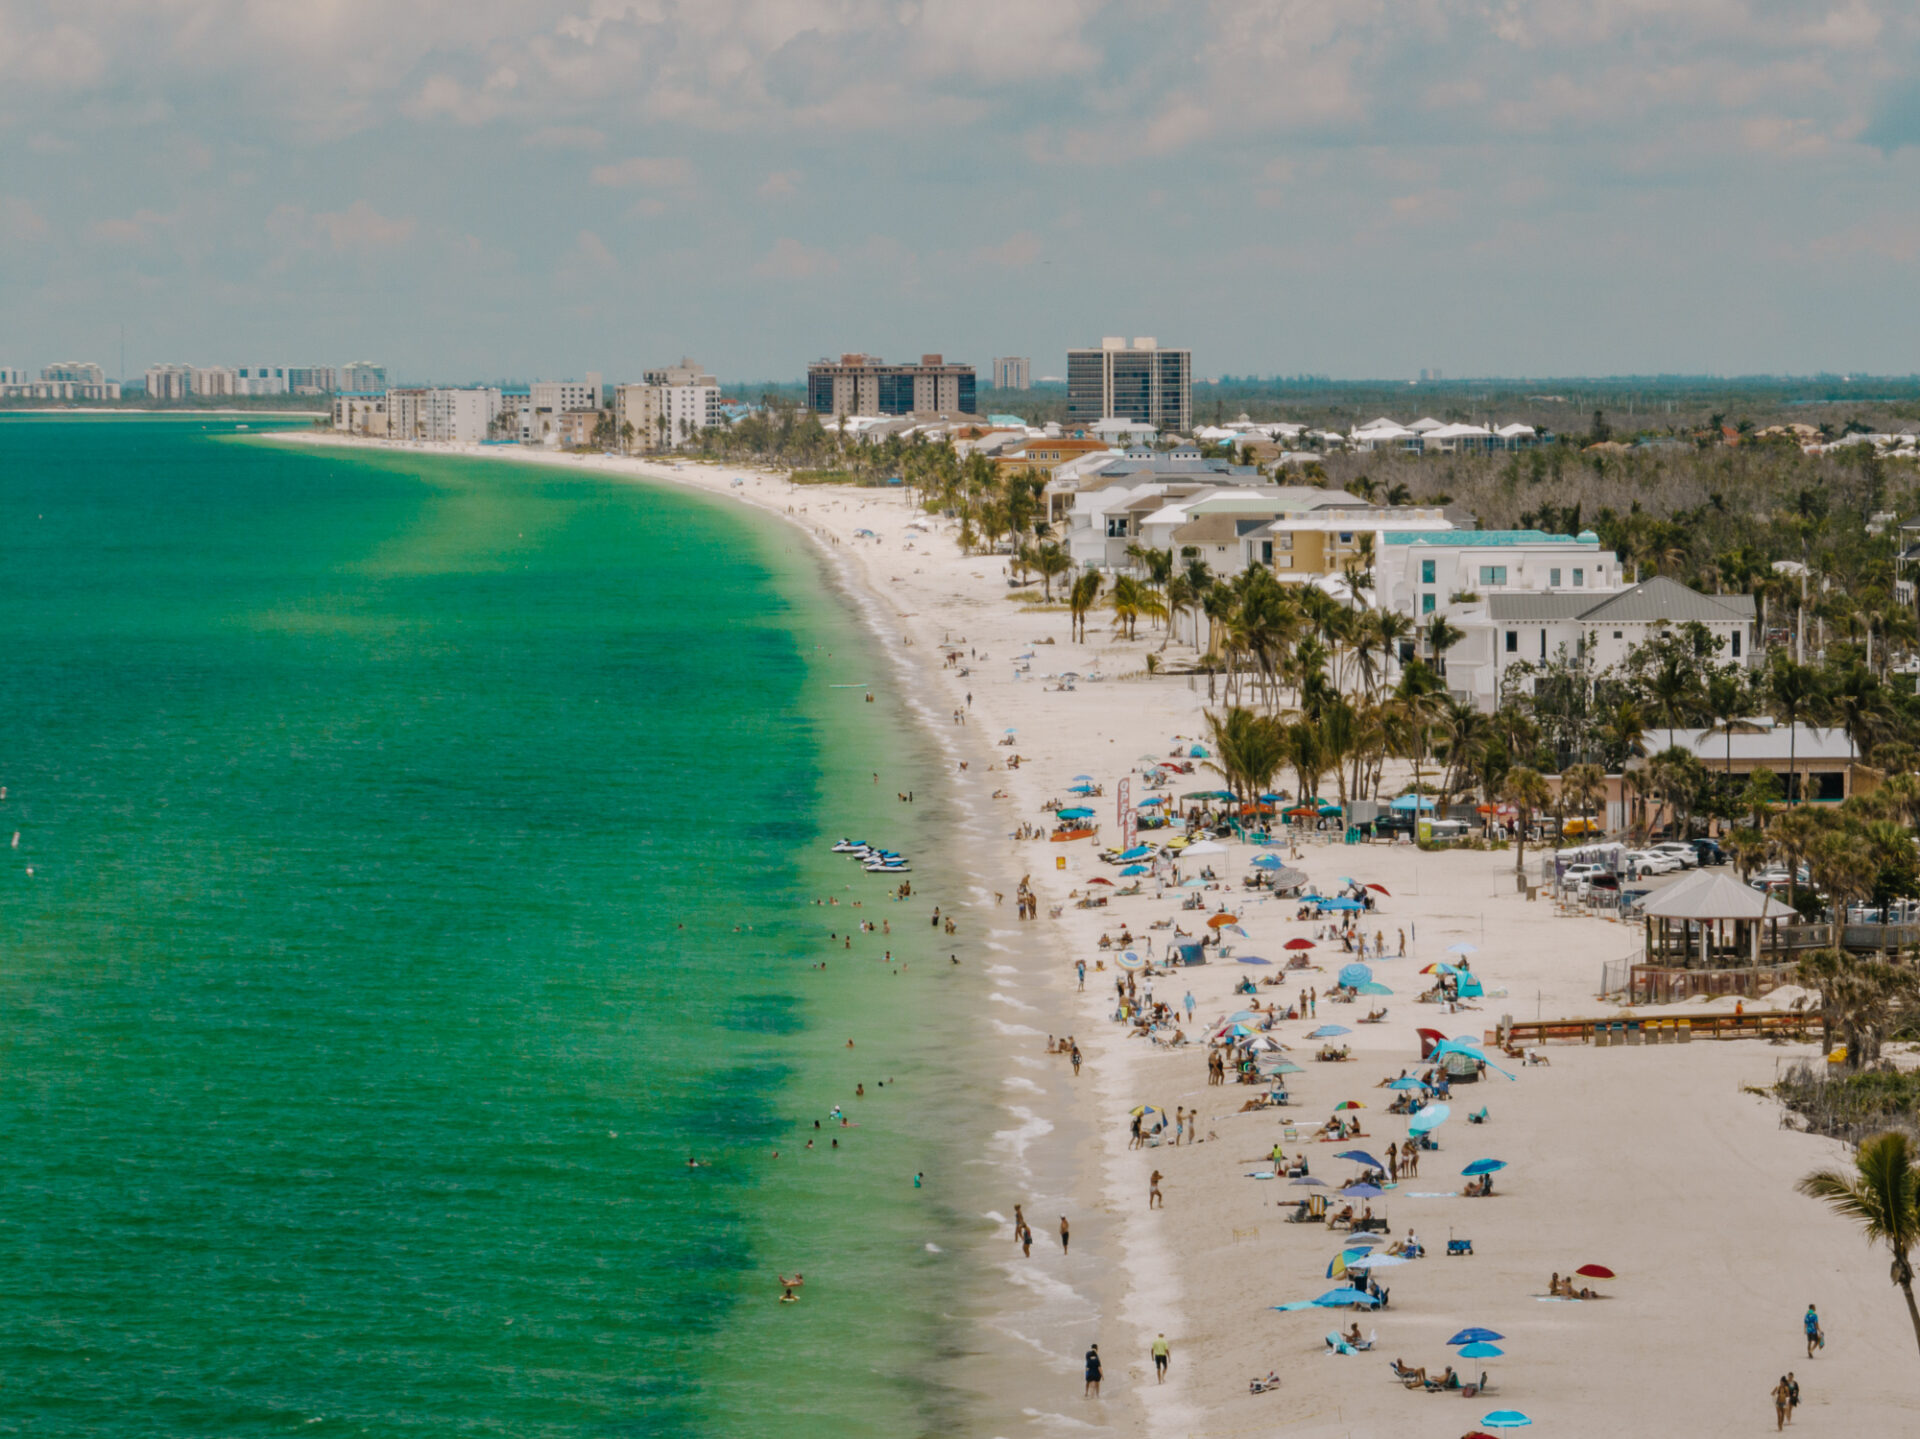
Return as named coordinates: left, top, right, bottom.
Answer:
left=1084, top=1343, right=1102, bottom=1396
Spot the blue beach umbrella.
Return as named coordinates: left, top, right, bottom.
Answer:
left=1290, top=1175, right=1328, bottom=1187
left=1059, top=807, right=1094, bottom=820
left=1119, top=864, right=1149, bottom=876
left=1462, top=1159, right=1507, bottom=1177
left=1321, top=897, right=1363, bottom=911
left=1447, top=942, right=1479, bottom=956
left=1072, top=774, right=1095, bottom=782
left=1388, top=1077, right=1428, bottom=1091
left=1068, top=783, right=1097, bottom=795
left=1458, top=1341, right=1505, bottom=1358
left=1337, top=963, right=1372, bottom=987
left=1335, top=1149, right=1384, bottom=1169
left=1409, top=1104, right=1451, bottom=1134
left=1481, top=1411, right=1531, bottom=1430
left=1313, top=1288, right=1381, bottom=1307
left=1251, top=854, right=1282, bottom=869
left=1189, top=745, right=1209, bottom=758
left=1138, top=794, right=1167, bottom=807
left=1237, top=955, right=1272, bottom=965
left=1356, top=981, right=1394, bottom=996
left=1347, top=1251, right=1409, bottom=1269
left=1308, top=1025, right=1351, bottom=1039
left=1390, top=793, right=1435, bottom=812
left=1117, top=952, right=1146, bottom=970
left=1448, top=1327, right=1505, bottom=1345
left=1339, top=1183, right=1383, bottom=1198
left=1118, top=845, right=1154, bottom=861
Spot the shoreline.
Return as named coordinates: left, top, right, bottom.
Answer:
left=267, top=432, right=1920, bottom=1436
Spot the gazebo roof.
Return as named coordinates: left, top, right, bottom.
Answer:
left=1640, top=869, right=1790, bottom=921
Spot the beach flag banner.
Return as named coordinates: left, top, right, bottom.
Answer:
left=1119, top=778, right=1136, bottom=852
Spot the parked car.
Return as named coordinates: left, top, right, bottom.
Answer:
left=1561, top=862, right=1610, bottom=895
left=1648, top=842, right=1702, bottom=868
left=1625, top=849, right=1683, bottom=875
left=1688, top=838, right=1727, bottom=866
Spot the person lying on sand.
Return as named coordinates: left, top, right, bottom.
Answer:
left=1361, top=1007, right=1388, bottom=1023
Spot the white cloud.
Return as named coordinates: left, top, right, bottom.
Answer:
left=523, top=125, right=606, bottom=150
left=590, top=156, right=692, bottom=187
left=758, top=169, right=801, bottom=199
left=265, top=200, right=416, bottom=255
left=751, top=236, right=838, bottom=280
left=0, top=195, right=50, bottom=242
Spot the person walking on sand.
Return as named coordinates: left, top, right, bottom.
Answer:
left=1152, top=1333, right=1170, bottom=1383
left=1804, top=1303, right=1823, bottom=1357
left=1071, top=1042, right=1083, bottom=1077
left=1059, top=1215, right=1070, bottom=1253
left=1149, top=1170, right=1164, bottom=1209
left=1077, top=960, right=1086, bottom=991
left=1787, top=1372, right=1799, bottom=1421
left=1772, top=1376, right=1791, bottom=1431
left=1084, top=1344, right=1102, bottom=1397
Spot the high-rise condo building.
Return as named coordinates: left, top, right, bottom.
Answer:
left=806, top=354, right=976, bottom=419
left=613, top=360, right=721, bottom=451
left=341, top=362, right=387, bottom=392
left=1066, top=337, right=1191, bottom=434
left=146, top=364, right=193, bottom=400
left=991, top=356, right=1031, bottom=391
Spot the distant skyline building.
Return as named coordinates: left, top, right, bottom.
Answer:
left=341, top=362, right=387, bottom=392
left=613, top=360, right=720, bottom=451
left=0, top=363, right=121, bottom=401
left=1066, top=337, right=1191, bottom=433
left=807, top=353, right=976, bottom=419
left=145, top=364, right=193, bottom=400
left=990, top=356, right=1031, bottom=391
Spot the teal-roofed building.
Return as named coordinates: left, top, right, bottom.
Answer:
left=1377, top=525, right=1619, bottom=625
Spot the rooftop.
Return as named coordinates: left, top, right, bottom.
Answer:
left=1384, top=529, right=1593, bottom=547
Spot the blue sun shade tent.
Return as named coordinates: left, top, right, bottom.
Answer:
left=1390, top=794, right=1436, bottom=812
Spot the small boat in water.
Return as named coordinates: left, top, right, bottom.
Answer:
left=832, top=839, right=867, bottom=853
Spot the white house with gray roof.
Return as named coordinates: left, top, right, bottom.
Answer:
left=1445, top=575, right=1759, bottom=710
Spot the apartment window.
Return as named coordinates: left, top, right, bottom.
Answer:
left=1479, top=565, right=1508, bottom=585
left=1731, top=631, right=1742, bottom=658
left=1540, top=630, right=1548, bottom=659
left=1573, top=568, right=1585, bottom=586
left=1549, top=567, right=1562, bottom=587
left=1504, top=630, right=1518, bottom=653
left=1338, top=532, right=1354, bottom=545
left=1422, top=594, right=1436, bottom=614
left=1421, top=559, right=1435, bottom=584
left=1612, top=630, right=1623, bottom=639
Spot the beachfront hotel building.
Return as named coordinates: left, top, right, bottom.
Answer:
left=331, top=393, right=388, bottom=436
left=990, top=356, right=1031, bottom=390
left=1066, top=337, right=1192, bottom=434
left=380, top=387, right=500, bottom=444
left=612, top=360, right=721, bottom=451
left=806, top=354, right=976, bottom=419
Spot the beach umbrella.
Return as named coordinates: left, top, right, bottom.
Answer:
left=1269, top=1061, right=1305, bottom=1075
left=1120, top=864, right=1148, bottom=876
left=1237, top=955, right=1271, bottom=965
left=1086, top=877, right=1114, bottom=887
left=1367, top=883, right=1391, bottom=896
left=1447, top=942, right=1479, bottom=956
left=1575, top=1264, right=1616, bottom=1280
left=1250, top=854, right=1282, bottom=870
left=1480, top=1412, right=1531, bottom=1430
left=1356, top=982, right=1394, bottom=996
left=1185, top=841, right=1227, bottom=855
left=1408, top=1104, right=1451, bottom=1134
left=1339, top=1183, right=1382, bottom=1198
left=1290, top=1175, right=1328, bottom=1186
left=1258, top=792, right=1288, bottom=804
left=1189, top=745, right=1209, bottom=758
left=1321, top=897, right=1363, bottom=911
left=1072, top=774, right=1095, bottom=782
left=1448, top=1328, right=1505, bottom=1345
left=1333, top=1100, right=1366, bottom=1112
left=1461, top=1159, right=1507, bottom=1177
left=1129, top=1104, right=1165, bottom=1122
left=1341, top=1232, right=1386, bottom=1247
left=1180, top=878, right=1207, bottom=889
left=1227, top=1010, right=1258, bottom=1022
left=1228, top=1024, right=1257, bottom=1038
left=1118, top=845, right=1154, bottom=861
left=1137, top=794, right=1167, bottom=806
left=1207, top=912, right=1240, bottom=928
left=1419, top=962, right=1459, bottom=975
left=1004, top=727, right=1017, bottom=734
left=1388, top=1077, right=1428, bottom=1091
left=1058, top=807, right=1094, bottom=819
left=1117, top=952, right=1147, bottom=970
left=1338, top=963, right=1373, bottom=987
left=1284, top=938, right=1316, bottom=950
left=1313, top=1289, right=1380, bottom=1308
left=1389, top=793, right=1435, bottom=812
left=1308, top=1025, right=1351, bottom=1038
left=1335, top=1149, right=1384, bottom=1168
left=1458, top=1341, right=1505, bottom=1359
left=1220, top=924, right=1249, bottom=938
left=1068, top=783, right=1097, bottom=795
left=1346, top=1252, right=1409, bottom=1269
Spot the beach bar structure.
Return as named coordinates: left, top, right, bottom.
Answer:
left=1632, top=871, right=1800, bottom=1003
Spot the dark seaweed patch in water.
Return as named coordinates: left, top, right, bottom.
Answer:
left=723, top=993, right=805, bottom=1034
left=675, top=1065, right=792, bottom=1149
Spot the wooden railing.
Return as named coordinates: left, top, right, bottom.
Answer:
left=1500, top=1009, right=1810, bottom=1046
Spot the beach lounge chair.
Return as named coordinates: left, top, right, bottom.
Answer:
left=1467, top=1106, right=1488, bottom=1124
left=1446, top=1238, right=1474, bottom=1256
left=1355, top=1329, right=1377, bottom=1351
left=1323, top=1332, right=1356, bottom=1355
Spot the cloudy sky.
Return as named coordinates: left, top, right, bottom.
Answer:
left=5, top=0, right=1920, bottom=383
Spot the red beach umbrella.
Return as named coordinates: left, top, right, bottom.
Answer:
left=1208, top=913, right=1240, bottom=928
left=1366, top=883, right=1391, bottom=896
left=1284, top=938, right=1315, bottom=950
left=1575, top=1264, right=1615, bottom=1279
left=1086, top=877, right=1114, bottom=886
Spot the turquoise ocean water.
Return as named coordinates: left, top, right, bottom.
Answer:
left=0, top=419, right=978, bottom=1437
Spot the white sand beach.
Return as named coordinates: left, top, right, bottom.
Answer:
left=285, top=435, right=1920, bottom=1436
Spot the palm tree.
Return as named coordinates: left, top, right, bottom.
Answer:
left=1647, top=649, right=1699, bottom=750
left=1502, top=766, right=1553, bottom=875
left=1703, top=671, right=1746, bottom=782
left=1769, top=660, right=1823, bottom=806
left=1561, top=761, right=1607, bottom=835
left=1068, top=571, right=1102, bottom=643
left=1032, top=542, right=1072, bottom=602
left=1204, top=707, right=1289, bottom=802
left=1797, top=1132, right=1920, bottom=1357
left=1420, top=613, right=1465, bottom=678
